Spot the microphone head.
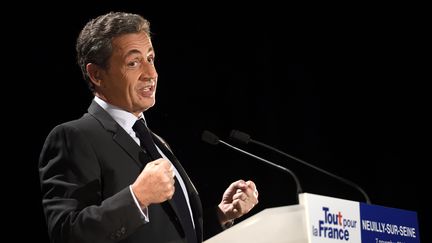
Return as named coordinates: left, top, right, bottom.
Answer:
left=201, top=130, right=220, bottom=145
left=230, top=130, right=251, bottom=144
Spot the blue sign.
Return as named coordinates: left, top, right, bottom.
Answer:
left=360, top=203, right=420, bottom=243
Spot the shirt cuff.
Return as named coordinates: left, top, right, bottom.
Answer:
left=129, top=185, right=149, bottom=222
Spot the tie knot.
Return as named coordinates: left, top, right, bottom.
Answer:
left=133, top=118, right=162, bottom=160
left=133, top=118, right=149, bottom=134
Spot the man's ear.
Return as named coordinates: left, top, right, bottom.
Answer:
left=86, top=63, right=103, bottom=87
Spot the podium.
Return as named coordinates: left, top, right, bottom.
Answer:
left=204, top=193, right=420, bottom=243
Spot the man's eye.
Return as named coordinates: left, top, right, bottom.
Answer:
left=127, top=61, right=139, bottom=67
left=148, top=56, right=155, bottom=64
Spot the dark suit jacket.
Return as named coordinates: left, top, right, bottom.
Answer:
left=39, top=101, right=222, bottom=243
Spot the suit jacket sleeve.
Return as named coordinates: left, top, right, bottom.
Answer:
left=202, top=206, right=225, bottom=240
left=39, top=124, right=145, bottom=243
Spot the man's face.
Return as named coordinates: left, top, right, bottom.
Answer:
left=97, top=32, right=158, bottom=116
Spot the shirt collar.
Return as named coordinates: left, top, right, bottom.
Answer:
left=94, top=96, right=146, bottom=134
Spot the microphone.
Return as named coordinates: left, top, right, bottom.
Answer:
left=201, top=130, right=303, bottom=196
left=230, top=129, right=371, bottom=204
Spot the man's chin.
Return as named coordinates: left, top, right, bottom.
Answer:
left=139, top=101, right=156, bottom=112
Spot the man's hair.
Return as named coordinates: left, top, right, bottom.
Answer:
left=76, top=12, right=151, bottom=91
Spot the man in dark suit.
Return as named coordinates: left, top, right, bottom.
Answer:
left=39, top=11, right=258, bottom=243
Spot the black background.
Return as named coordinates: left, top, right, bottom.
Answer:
left=7, top=2, right=429, bottom=242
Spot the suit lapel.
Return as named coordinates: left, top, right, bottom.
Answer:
left=87, top=100, right=145, bottom=169
left=152, top=133, right=199, bottom=197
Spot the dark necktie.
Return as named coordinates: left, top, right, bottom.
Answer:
left=132, top=119, right=197, bottom=243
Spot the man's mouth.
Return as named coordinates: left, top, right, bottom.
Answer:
left=137, top=82, right=155, bottom=97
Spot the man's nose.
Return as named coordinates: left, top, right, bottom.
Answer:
left=141, top=62, right=158, bottom=80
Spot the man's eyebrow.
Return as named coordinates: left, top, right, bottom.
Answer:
left=125, top=47, right=154, bottom=58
